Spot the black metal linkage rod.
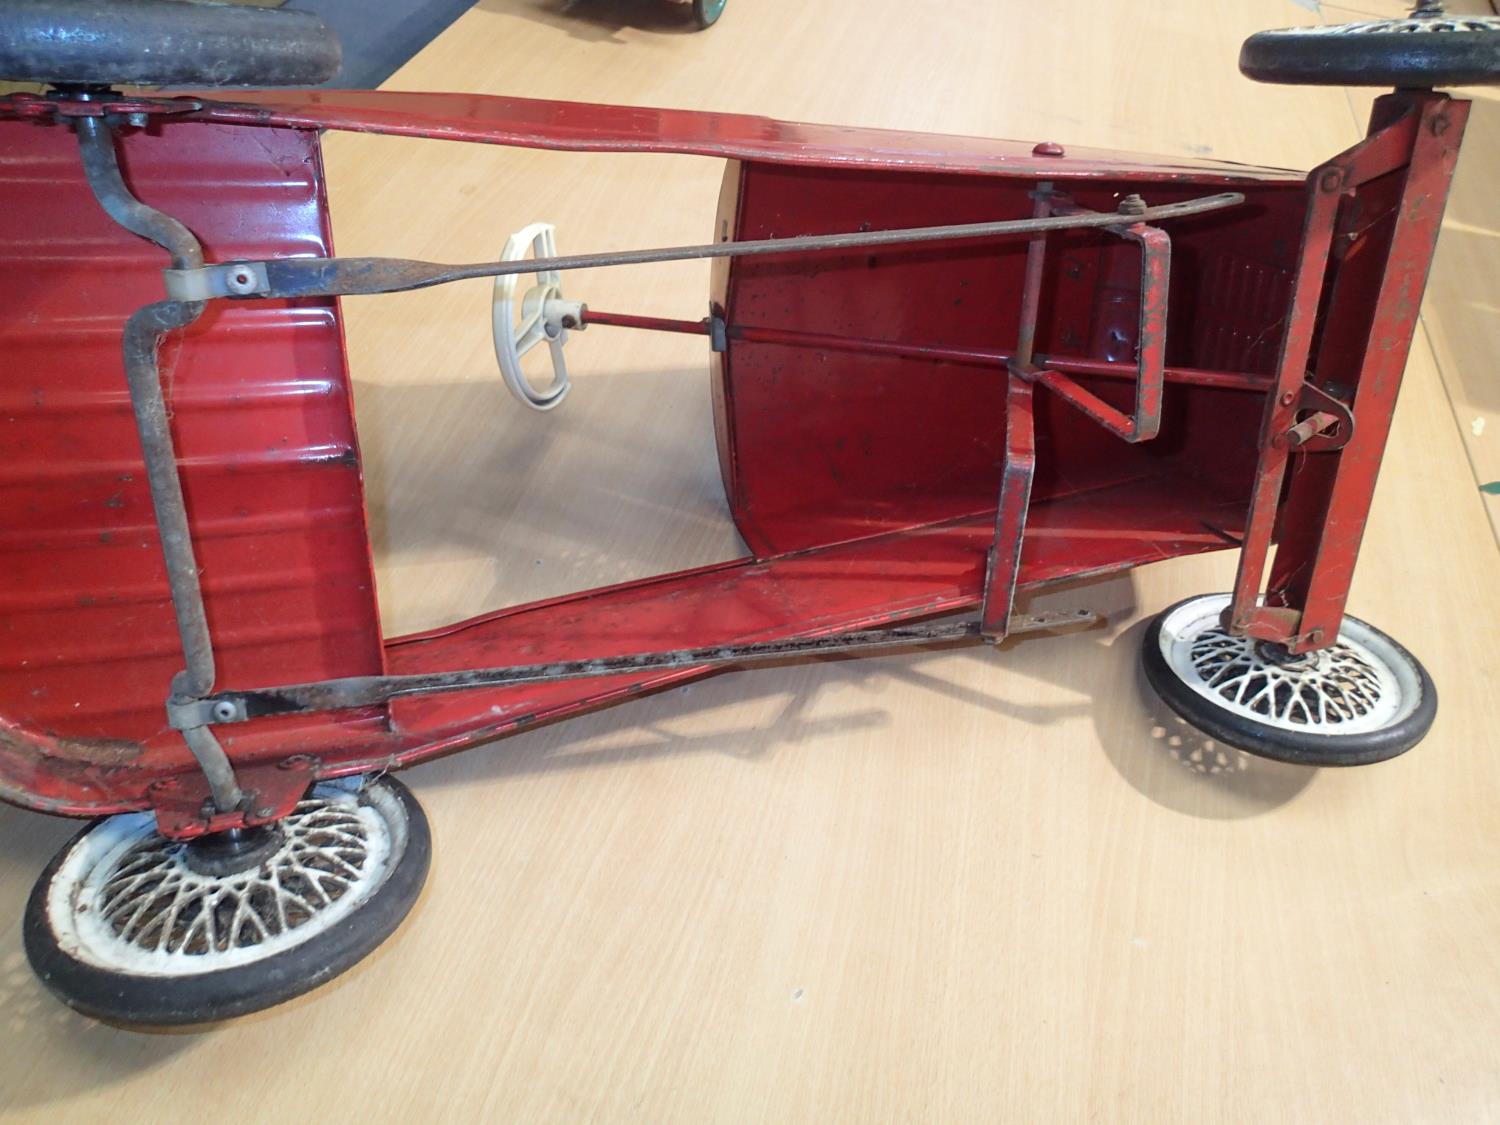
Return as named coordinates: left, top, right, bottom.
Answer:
left=196, top=611, right=1098, bottom=723
left=175, top=192, right=1246, bottom=301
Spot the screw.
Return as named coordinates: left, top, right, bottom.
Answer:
left=211, top=700, right=238, bottom=723
left=255, top=807, right=276, bottom=819
left=1319, top=168, right=1345, bottom=194
left=126, top=112, right=149, bottom=128
left=225, top=266, right=259, bottom=296
left=1032, top=141, right=1065, bottom=157
left=1117, top=193, right=1148, bottom=217
left=1280, top=391, right=1296, bottom=406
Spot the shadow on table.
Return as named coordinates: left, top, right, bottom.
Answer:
left=400, top=570, right=1316, bottom=820
left=0, top=840, right=433, bottom=1111
left=0, top=948, right=194, bottom=1110
left=1091, top=616, right=1315, bottom=819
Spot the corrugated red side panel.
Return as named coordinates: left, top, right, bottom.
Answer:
left=713, top=162, right=1303, bottom=557
left=0, top=119, right=384, bottom=810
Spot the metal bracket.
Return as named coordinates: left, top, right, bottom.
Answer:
left=1029, top=193, right=1170, bottom=443
left=166, top=695, right=247, bottom=730
left=0, top=91, right=204, bottom=125
left=1276, top=380, right=1355, bottom=452
left=149, top=756, right=319, bottom=840
left=163, top=260, right=269, bottom=302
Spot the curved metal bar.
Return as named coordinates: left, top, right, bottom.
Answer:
left=76, top=121, right=242, bottom=813
left=120, top=301, right=214, bottom=696
left=75, top=116, right=203, bottom=270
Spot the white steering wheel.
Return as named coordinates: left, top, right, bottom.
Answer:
left=492, top=222, right=584, bottom=412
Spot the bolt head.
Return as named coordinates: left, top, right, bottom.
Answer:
left=225, top=266, right=258, bottom=296
left=211, top=700, right=237, bottom=722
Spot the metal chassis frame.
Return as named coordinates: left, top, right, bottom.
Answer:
left=20, top=85, right=1469, bottom=824
left=63, top=110, right=1222, bottom=812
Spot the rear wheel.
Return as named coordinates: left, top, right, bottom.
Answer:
left=1142, top=595, right=1437, bottom=766
left=1240, top=4, right=1500, bottom=88
left=24, top=775, right=429, bottom=1026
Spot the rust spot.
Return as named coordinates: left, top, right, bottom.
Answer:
left=0, top=724, right=143, bottom=766
left=313, top=448, right=359, bottom=469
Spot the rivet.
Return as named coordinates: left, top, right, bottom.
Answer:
left=1032, top=141, right=1065, bottom=157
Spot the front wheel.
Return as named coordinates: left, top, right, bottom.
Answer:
left=24, top=775, right=430, bottom=1026
left=693, top=0, right=727, bottom=29
left=1240, top=7, right=1500, bottom=88
left=1142, top=594, right=1437, bottom=767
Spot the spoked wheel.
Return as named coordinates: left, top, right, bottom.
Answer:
left=24, top=775, right=429, bottom=1026
left=1240, top=3, right=1500, bottom=88
left=693, top=0, right=728, bottom=29
left=1142, top=595, right=1437, bottom=767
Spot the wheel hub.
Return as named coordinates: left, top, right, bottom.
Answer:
left=1252, top=639, right=1317, bottom=672
left=181, top=826, right=285, bottom=878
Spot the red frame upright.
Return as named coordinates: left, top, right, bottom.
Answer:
left=1229, top=92, right=1467, bottom=652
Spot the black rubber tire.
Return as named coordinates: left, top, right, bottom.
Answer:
left=1141, top=596, right=1438, bottom=767
left=1241, top=15, right=1500, bottom=88
left=0, top=0, right=341, bottom=88
left=23, top=775, right=430, bottom=1026
left=693, top=0, right=727, bottom=29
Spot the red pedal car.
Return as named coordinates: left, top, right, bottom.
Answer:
left=1, top=0, right=1496, bottom=1023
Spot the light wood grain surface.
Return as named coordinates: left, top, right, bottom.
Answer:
left=3, top=2, right=1499, bottom=1121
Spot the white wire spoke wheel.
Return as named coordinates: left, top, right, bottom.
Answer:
left=1142, top=595, right=1437, bottom=766
left=24, top=775, right=429, bottom=1026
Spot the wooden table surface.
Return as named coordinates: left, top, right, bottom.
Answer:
left=3, top=2, right=1499, bottom=1120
